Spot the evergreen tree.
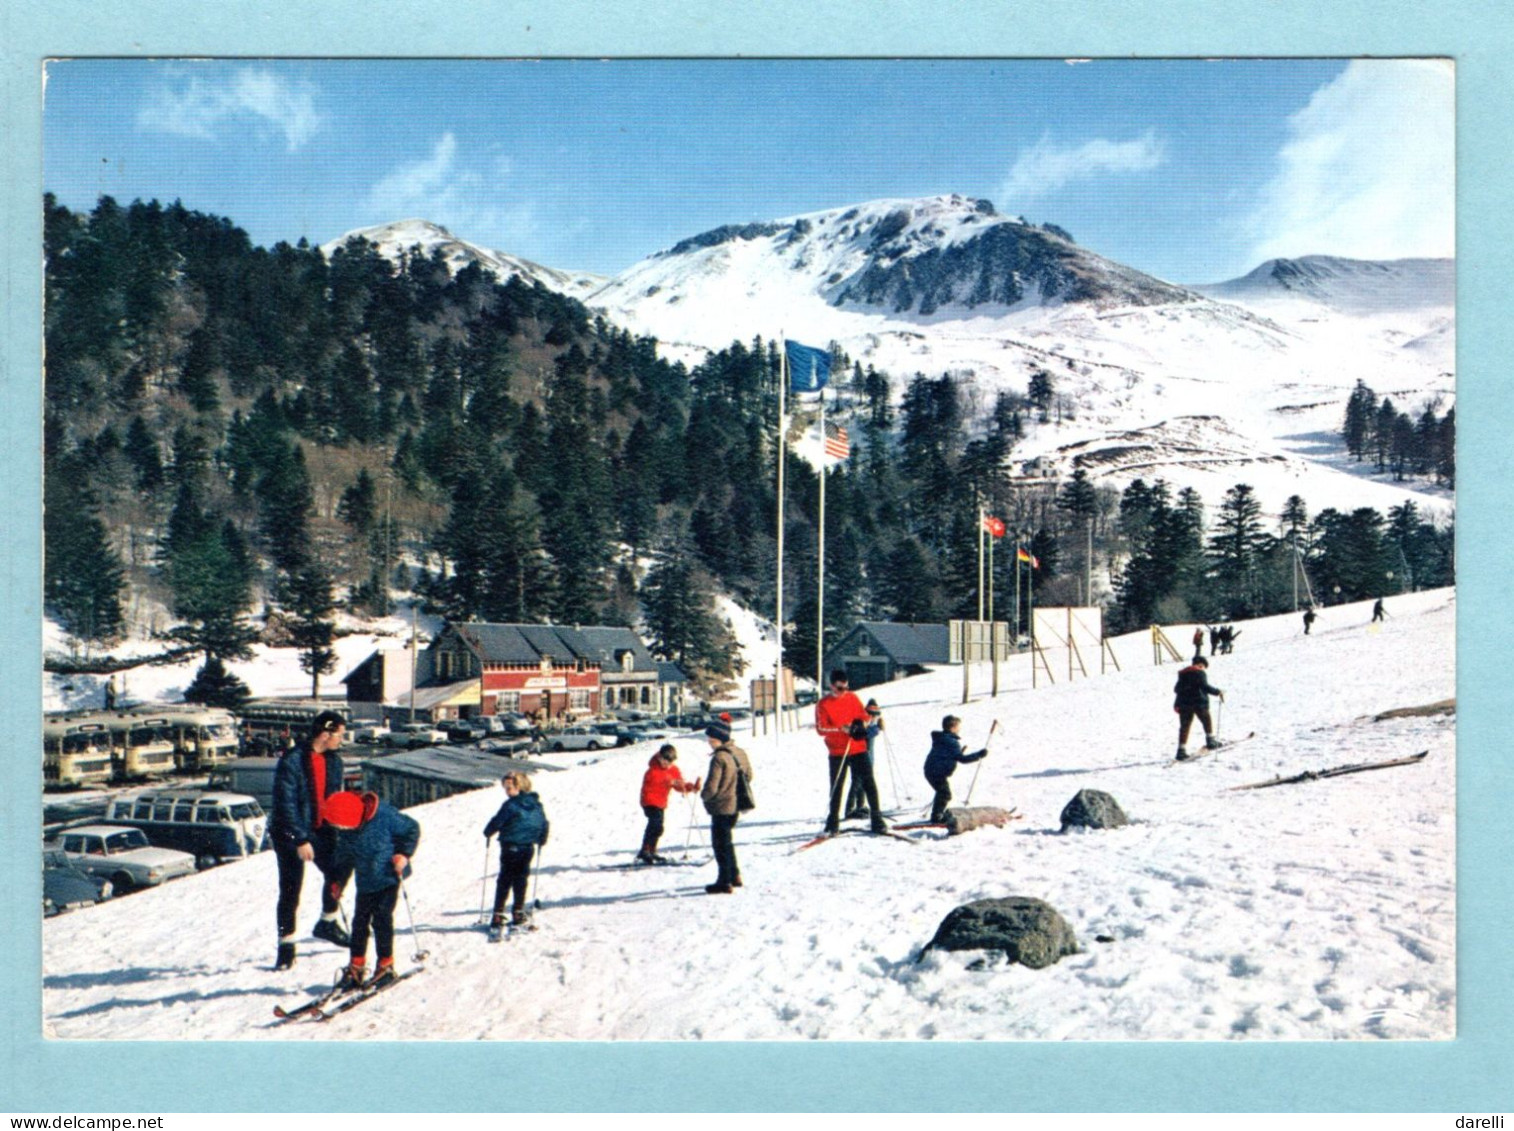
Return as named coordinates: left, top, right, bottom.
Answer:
left=642, top=528, right=740, bottom=686
left=183, top=656, right=252, bottom=710
left=43, top=457, right=126, bottom=645
left=280, top=559, right=338, bottom=698
left=337, top=468, right=378, bottom=535
left=1207, top=483, right=1267, bottom=617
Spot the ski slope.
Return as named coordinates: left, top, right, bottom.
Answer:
left=41, top=590, right=1454, bottom=1041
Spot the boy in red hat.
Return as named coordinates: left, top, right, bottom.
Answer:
left=322, top=790, right=421, bottom=991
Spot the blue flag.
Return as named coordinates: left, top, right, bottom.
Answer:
left=785, top=340, right=830, bottom=394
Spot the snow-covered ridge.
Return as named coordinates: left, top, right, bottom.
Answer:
left=320, top=219, right=607, bottom=299
left=1195, top=255, right=1455, bottom=314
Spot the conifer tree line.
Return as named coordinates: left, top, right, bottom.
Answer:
left=43, top=196, right=1455, bottom=702
left=1342, top=379, right=1455, bottom=487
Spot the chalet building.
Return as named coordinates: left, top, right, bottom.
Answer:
left=341, top=645, right=417, bottom=723
left=416, top=622, right=669, bottom=723
left=823, top=622, right=952, bottom=689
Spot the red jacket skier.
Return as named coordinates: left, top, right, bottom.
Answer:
left=637, top=744, right=699, bottom=864
left=814, top=670, right=885, bottom=835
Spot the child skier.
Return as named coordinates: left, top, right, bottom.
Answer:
left=482, top=771, right=550, bottom=939
left=637, top=744, right=700, bottom=864
left=922, top=715, right=988, bottom=823
left=1173, top=655, right=1226, bottom=760
left=321, top=790, right=421, bottom=992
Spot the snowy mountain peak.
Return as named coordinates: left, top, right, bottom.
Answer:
left=320, top=220, right=608, bottom=300
left=1196, top=255, right=1455, bottom=314
left=596, top=193, right=1191, bottom=326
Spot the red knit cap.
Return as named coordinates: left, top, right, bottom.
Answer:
left=322, top=791, right=365, bottom=829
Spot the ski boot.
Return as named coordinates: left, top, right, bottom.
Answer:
left=335, top=962, right=366, bottom=992
left=1175, top=746, right=1190, bottom=761
left=1205, top=736, right=1223, bottom=751
left=312, top=917, right=351, bottom=948
left=275, top=942, right=297, bottom=971
left=511, top=909, right=532, bottom=928
left=368, top=961, right=398, bottom=989
left=487, top=915, right=506, bottom=943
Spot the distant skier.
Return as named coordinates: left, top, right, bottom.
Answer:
left=1217, top=625, right=1240, bottom=654
left=322, top=790, right=420, bottom=991
left=482, top=771, right=550, bottom=937
left=1372, top=598, right=1386, bottom=622
left=1173, top=656, right=1226, bottom=760
left=636, top=744, right=699, bottom=865
left=815, top=670, right=886, bottom=835
left=103, top=675, right=117, bottom=710
left=922, top=715, right=988, bottom=823
left=844, top=699, right=885, bottom=821
left=1303, top=607, right=1317, bottom=635
left=699, top=719, right=754, bottom=894
left=1191, top=627, right=1205, bottom=660
left=1208, top=625, right=1221, bottom=656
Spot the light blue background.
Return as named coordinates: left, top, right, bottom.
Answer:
left=3, top=1, right=1508, bottom=1113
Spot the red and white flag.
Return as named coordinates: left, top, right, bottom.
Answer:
left=982, top=515, right=1006, bottom=538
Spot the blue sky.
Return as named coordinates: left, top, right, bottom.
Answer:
left=43, top=58, right=1453, bottom=283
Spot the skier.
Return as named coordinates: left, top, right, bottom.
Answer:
left=1372, top=597, right=1386, bottom=623
left=270, top=710, right=356, bottom=971
left=321, top=790, right=420, bottom=991
left=1208, top=625, right=1221, bottom=656
left=844, top=699, right=885, bottom=820
left=1303, top=607, right=1317, bottom=635
left=636, top=744, right=699, bottom=864
left=482, top=771, right=550, bottom=937
left=1191, top=627, right=1204, bottom=660
left=922, top=715, right=988, bottom=823
left=1173, top=655, right=1226, bottom=760
left=815, top=670, right=886, bottom=835
left=699, top=719, right=753, bottom=894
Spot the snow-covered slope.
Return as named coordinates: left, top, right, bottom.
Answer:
left=42, top=589, right=1455, bottom=1040
left=320, top=219, right=607, bottom=299
left=1196, top=255, right=1455, bottom=314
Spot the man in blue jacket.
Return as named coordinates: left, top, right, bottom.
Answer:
left=923, top=715, right=988, bottom=823
left=270, top=710, right=354, bottom=971
left=323, top=790, right=421, bottom=990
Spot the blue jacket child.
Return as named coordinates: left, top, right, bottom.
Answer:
left=321, top=790, right=421, bottom=989
left=484, top=789, right=550, bottom=847
left=922, top=716, right=988, bottom=823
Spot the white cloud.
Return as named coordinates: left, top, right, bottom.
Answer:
left=1000, top=131, right=1166, bottom=205
left=136, top=66, right=322, bottom=151
left=361, top=133, right=536, bottom=249
left=1246, top=60, right=1454, bottom=264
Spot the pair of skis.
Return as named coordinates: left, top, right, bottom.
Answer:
left=273, top=965, right=423, bottom=1023
left=486, top=919, right=540, bottom=943
left=794, top=825, right=919, bottom=852
left=1166, top=731, right=1257, bottom=766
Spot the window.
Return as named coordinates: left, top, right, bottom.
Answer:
left=174, top=801, right=195, bottom=822
left=152, top=799, right=174, bottom=821
left=230, top=802, right=263, bottom=820
left=107, top=831, right=146, bottom=853
left=569, top=690, right=590, bottom=711
left=134, top=800, right=154, bottom=820
left=495, top=692, right=521, bottom=712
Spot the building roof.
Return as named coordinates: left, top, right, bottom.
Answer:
left=447, top=622, right=660, bottom=673
left=846, top=622, right=952, bottom=666
left=656, top=662, right=689, bottom=685
left=362, top=747, right=551, bottom=790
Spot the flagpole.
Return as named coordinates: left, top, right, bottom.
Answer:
left=776, top=336, right=787, bottom=746
left=977, top=499, right=985, bottom=623
left=816, top=388, right=826, bottom=691
left=988, top=534, right=995, bottom=622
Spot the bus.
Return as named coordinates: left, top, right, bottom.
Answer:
left=44, top=704, right=244, bottom=786
left=236, top=699, right=352, bottom=751
left=103, top=788, right=268, bottom=867
left=43, top=716, right=115, bottom=788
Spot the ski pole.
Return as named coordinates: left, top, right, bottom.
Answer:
left=530, top=844, right=544, bottom=911
left=478, top=835, right=494, bottom=926
left=963, top=719, right=1000, bottom=807
left=681, top=791, right=699, bottom=859
left=397, top=876, right=430, bottom=962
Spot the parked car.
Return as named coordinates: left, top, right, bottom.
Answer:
left=478, top=735, right=537, bottom=757
left=350, top=723, right=391, bottom=745
left=445, top=720, right=489, bottom=744
left=622, top=723, right=675, bottom=744
left=664, top=712, right=716, bottom=731
left=43, top=847, right=112, bottom=916
left=55, top=825, right=198, bottom=893
left=385, top=723, right=448, bottom=749
left=545, top=725, right=610, bottom=752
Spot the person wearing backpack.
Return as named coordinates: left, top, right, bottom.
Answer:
left=699, top=719, right=754, bottom=895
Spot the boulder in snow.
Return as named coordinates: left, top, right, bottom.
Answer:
left=919, top=896, right=1079, bottom=969
left=1059, top=789, right=1128, bottom=831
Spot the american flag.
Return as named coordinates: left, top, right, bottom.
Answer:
left=823, top=422, right=850, bottom=462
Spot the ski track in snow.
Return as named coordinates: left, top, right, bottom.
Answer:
left=41, top=591, right=1454, bottom=1041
